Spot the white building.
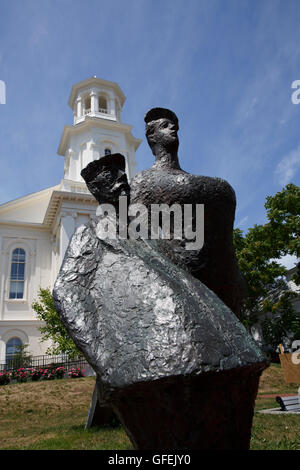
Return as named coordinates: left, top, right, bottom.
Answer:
left=0, top=77, right=141, bottom=365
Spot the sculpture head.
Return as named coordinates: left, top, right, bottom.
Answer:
left=144, top=107, right=179, bottom=156
left=81, top=153, right=130, bottom=205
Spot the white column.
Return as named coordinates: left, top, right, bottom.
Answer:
left=76, top=95, right=83, bottom=119
left=0, top=338, right=6, bottom=364
left=64, top=149, right=76, bottom=180
left=115, top=99, right=121, bottom=122
left=91, top=90, right=98, bottom=114
left=71, top=212, right=78, bottom=229
left=64, top=152, right=70, bottom=179
left=60, top=213, right=76, bottom=263
left=108, top=97, right=116, bottom=117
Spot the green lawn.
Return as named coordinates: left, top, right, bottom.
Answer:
left=0, top=364, right=299, bottom=450
left=251, top=363, right=300, bottom=450
left=0, top=376, right=133, bottom=450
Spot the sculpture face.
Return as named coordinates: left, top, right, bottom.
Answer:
left=90, top=166, right=129, bottom=204
left=81, top=154, right=130, bottom=205
left=146, top=117, right=179, bottom=153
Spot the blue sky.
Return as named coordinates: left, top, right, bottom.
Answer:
left=0, top=0, right=299, bottom=268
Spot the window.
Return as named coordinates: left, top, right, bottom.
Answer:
left=6, top=337, right=22, bottom=365
left=84, top=96, right=91, bottom=114
left=99, top=96, right=107, bottom=113
left=104, top=148, right=112, bottom=156
left=9, top=248, right=26, bottom=299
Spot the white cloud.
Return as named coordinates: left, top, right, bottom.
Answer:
left=275, top=145, right=300, bottom=186
left=236, top=215, right=248, bottom=228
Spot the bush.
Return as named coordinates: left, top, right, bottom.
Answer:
left=0, top=366, right=86, bottom=386
left=41, top=366, right=66, bottom=380
left=41, top=368, right=56, bottom=380
left=11, top=368, right=30, bottom=383
left=0, top=370, right=10, bottom=386
left=29, top=368, right=44, bottom=381
left=54, top=366, right=65, bottom=379
left=67, top=367, right=85, bottom=379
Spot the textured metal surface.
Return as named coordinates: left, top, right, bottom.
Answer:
left=130, top=108, right=246, bottom=316
left=53, top=218, right=266, bottom=390
left=52, top=113, right=268, bottom=449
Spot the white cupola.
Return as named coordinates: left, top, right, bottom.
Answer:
left=57, top=76, right=142, bottom=192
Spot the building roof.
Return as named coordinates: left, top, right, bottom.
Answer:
left=68, top=77, right=126, bottom=109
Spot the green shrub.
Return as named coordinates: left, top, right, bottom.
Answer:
left=0, top=370, right=10, bottom=385
left=30, top=369, right=44, bottom=381
left=12, top=368, right=29, bottom=383
left=54, top=366, right=65, bottom=379
left=67, top=367, right=85, bottom=378
left=41, top=369, right=56, bottom=380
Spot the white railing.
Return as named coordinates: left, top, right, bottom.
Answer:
left=70, top=185, right=89, bottom=194
left=74, top=109, right=114, bottom=124
left=83, top=108, right=108, bottom=115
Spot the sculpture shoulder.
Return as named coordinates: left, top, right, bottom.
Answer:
left=131, top=168, right=236, bottom=206
left=130, top=168, right=160, bottom=202
left=63, top=218, right=98, bottom=261
left=131, top=168, right=157, bottom=187
left=196, top=175, right=236, bottom=203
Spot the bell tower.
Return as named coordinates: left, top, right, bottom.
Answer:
left=57, top=76, right=142, bottom=192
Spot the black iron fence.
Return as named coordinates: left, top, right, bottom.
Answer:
left=0, top=353, right=94, bottom=375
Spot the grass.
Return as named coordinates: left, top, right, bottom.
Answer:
left=0, top=364, right=299, bottom=450
left=251, top=363, right=300, bottom=450
left=0, top=376, right=133, bottom=450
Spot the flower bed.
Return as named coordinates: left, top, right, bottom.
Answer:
left=0, top=370, right=10, bottom=386
left=0, top=366, right=86, bottom=386
left=67, top=367, right=85, bottom=379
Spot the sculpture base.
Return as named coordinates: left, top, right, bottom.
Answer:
left=85, top=375, right=119, bottom=429
left=103, top=364, right=265, bottom=450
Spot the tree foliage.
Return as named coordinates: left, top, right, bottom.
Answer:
left=261, top=290, right=300, bottom=350
left=7, top=343, right=32, bottom=369
left=233, top=183, right=300, bottom=344
left=32, top=287, right=80, bottom=358
left=264, top=183, right=300, bottom=284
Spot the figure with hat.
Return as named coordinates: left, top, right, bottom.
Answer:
left=130, top=107, right=246, bottom=317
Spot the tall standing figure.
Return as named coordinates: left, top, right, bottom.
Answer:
left=131, top=107, right=246, bottom=317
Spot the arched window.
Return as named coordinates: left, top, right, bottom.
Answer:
left=104, top=148, right=112, bottom=156
left=6, top=337, right=22, bottom=365
left=84, top=95, right=91, bottom=114
left=99, top=96, right=107, bottom=113
left=9, top=248, right=26, bottom=299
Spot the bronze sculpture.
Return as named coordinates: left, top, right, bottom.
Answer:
left=131, top=107, right=246, bottom=317
left=52, top=110, right=268, bottom=450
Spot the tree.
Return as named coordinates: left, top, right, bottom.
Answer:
left=233, top=183, right=300, bottom=346
left=32, top=287, right=80, bottom=358
left=264, top=183, right=300, bottom=284
left=7, top=343, right=32, bottom=369
left=261, top=289, right=300, bottom=351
